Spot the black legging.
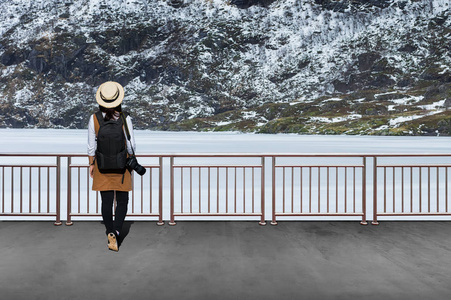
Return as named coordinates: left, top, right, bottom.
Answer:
left=101, top=191, right=129, bottom=236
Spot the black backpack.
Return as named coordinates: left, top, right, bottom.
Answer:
left=95, top=111, right=127, bottom=174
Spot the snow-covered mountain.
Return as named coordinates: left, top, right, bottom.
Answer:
left=0, top=0, right=450, bottom=135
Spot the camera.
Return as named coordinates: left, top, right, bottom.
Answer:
left=126, top=155, right=146, bottom=176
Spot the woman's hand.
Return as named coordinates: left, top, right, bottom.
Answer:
left=90, top=164, right=95, bottom=178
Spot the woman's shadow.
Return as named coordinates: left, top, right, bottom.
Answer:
left=118, top=221, right=133, bottom=248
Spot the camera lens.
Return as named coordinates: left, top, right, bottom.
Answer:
left=135, top=164, right=146, bottom=176
left=126, top=156, right=146, bottom=176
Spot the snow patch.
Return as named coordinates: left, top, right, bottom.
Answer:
left=14, top=87, right=34, bottom=105
left=418, top=99, right=446, bottom=110
left=389, top=110, right=445, bottom=127
left=242, top=111, right=257, bottom=119
left=310, top=114, right=362, bottom=123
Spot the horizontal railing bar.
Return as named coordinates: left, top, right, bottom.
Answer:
left=135, top=165, right=160, bottom=168
left=147, top=154, right=369, bottom=158
left=0, top=165, right=57, bottom=168
left=154, top=153, right=451, bottom=158
left=275, top=213, right=364, bottom=216
left=165, top=154, right=451, bottom=157
left=377, top=165, right=451, bottom=168
left=0, top=213, right=57, bottom=216
left=173, top=213, right=262, bottom=217
left=0, top=154, right=167, bottom=158
left=378, top=213, right=451, bottom=216
left=275, top=165, right=364, bottom=168
left=70, top=213, right=161, bottom=217
left=69, top=164, right=160, bottom=168
left=173, top=165, right=262, bottom=168
left=68, top=165, right=93, bottom=168
left=0, top=154, right=65, bottom=157
left=2, top=153, right=451, bottom=158
left=163, top=154, right=272, bottom=158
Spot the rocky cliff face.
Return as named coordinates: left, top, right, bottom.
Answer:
left=0, top=0, right=450, bottom=135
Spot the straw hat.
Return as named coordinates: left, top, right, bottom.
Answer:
left=96, top=81, right=125, bottom=108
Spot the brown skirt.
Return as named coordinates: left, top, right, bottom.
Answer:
left=91, top=160, right=132, bottom=192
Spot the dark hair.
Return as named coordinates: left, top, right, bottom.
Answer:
left=99, top=105, right=122, bottom=121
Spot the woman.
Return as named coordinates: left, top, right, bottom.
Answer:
left=87, top=81, right=136, bottom=252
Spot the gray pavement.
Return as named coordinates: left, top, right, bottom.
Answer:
left=1, top=221, right=451, bottom=300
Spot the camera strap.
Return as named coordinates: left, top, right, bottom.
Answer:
left=120, top=112, right=135, bottom=184
left=120, top=112, right=135, bottom=156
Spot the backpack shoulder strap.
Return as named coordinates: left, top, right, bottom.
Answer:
left=94, top=111, right=103, bottom=135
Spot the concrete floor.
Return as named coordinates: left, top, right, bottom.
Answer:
left=1, top=221, right=451, bottom=300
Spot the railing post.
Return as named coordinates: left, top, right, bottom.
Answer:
left=54, top=156, right=62, bottom=226
left=157, top=156, right=164, bottom=225
left=169, top=156, right=176, bottom=225
left=66, top=156, right=73, bottom=226
left=360, top=157, right=368, bottom=225
left=259, top=157, right=266, bottom=225
left=372, top=156, right=379, bottom=225
left=271, top=156, right=277, bottom=225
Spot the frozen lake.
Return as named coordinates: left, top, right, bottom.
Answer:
left=0, top=128, right=450, bottom=154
